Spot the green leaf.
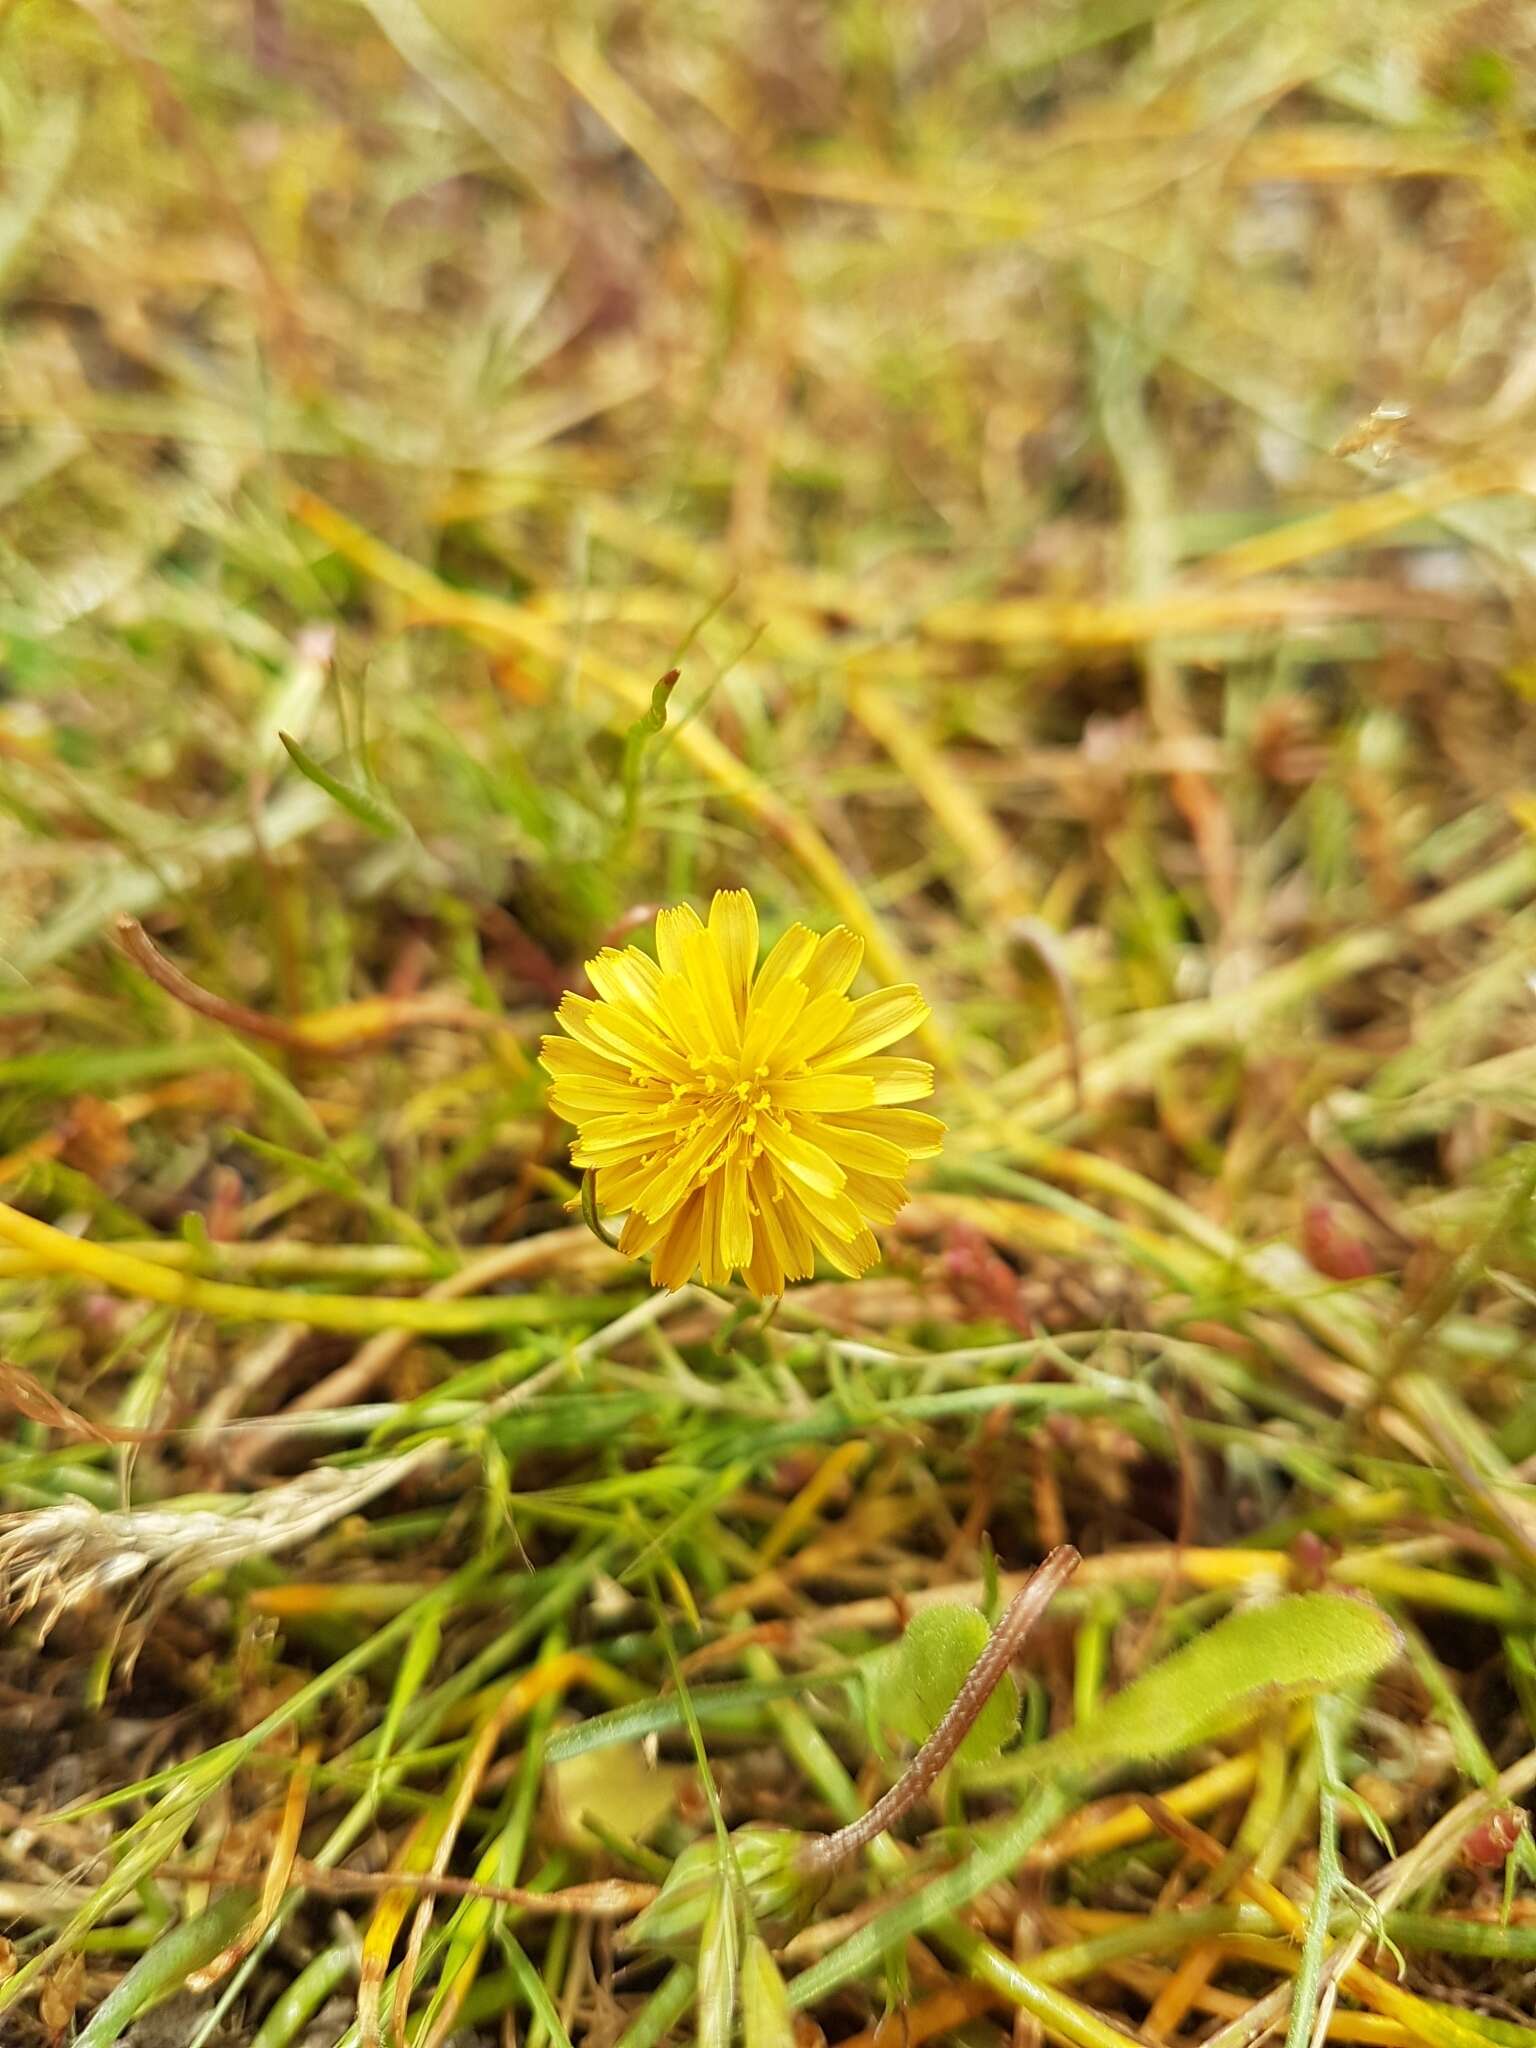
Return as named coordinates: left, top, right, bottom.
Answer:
left=277, top=730, right=402, bottom=837
left=502, top=1934, right=575, bottom=2048
left=743, top=1936, right=796, bottom=2048
left=977, top=1593, right=1401, bottom=1786
left=73, top=1890, right=258, bottom=2048
left=368, top=1610, right=441, bottom=1803
left=696, top=1871, right=739, bottom=2048
left=876, top=1605, right=1021, bottom=1768
left=619, top=668, right=678, bottom=834
left=542, top=1666, right=863, bottom=1765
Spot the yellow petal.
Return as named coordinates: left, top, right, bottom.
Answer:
left=842, top=1168, right=911, bottom=1224
left=781, top=1200, right=816, bottom=1279
left=817, top=987, right=930, bottom=1067
left=597, top=1155, right=661, bottom=1209
left=651, top=967, right=727, bottom=1057
left=806, top=1219, right=880, bottom=1277
left=680, top=924, right=742, bottom=1057
left=556, top=993, right=692, bottom=1084
left=571, top=1134, right=658, bottom=1168
left=540, top=1036, right=630, bottom=1085
left=752, top=1164, right=815, bottom=1283
left=652, top=1190, right=706, bottom=1290
left=654, top=969, right=721, bottom=1060
left=786, top=989, right=856, bottom=1064
left=791, top=1114, right=907, bottom=1179
left=772, top=1074, right=876, bottom=1113
left=619, top=1207, right=671, bottom=1257
left=800, top=927, right=863, bottom=998
left=698, top=1172, right=728, bottom=1287
left=778, top=1172, right=866, bottom=1241
left=655, top=902, right=705, bottom=976
left=756, top=1114, right=845, bottom=1199
left=744, top=1236, right=786, bottom=1299
left=824, top=1107, right=946, bottom=1160
left=720, top=1150, right=754, bottom=1271
left=628, top=1106, right=734, bottom=1219
left=741, top=977, right=809, bottom=1071
left=586, top=946, right=668, bottom=1020
left=753, top=923, right=817, bottom=1000
left=858, top=1056, right=936, bottom=1105
left=548, top=1074, right=672, bottom=1117
left=708, top=890, right=759, bottom=1022
left=570, top=1104, right=692, bottom=1162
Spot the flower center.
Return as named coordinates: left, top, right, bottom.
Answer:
left=674, top=1054, right=777, bottom=1165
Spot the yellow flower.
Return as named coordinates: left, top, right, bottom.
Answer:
left=541, top=891, right=943, bottom=1297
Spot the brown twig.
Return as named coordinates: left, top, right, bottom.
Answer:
left=799, top=1545, right=1080, bottom=1876
left=115, top=915, right=492, bottom=1056
left=1304, top=1115, right=1419, bottom=1253
left=167, top=1860, right=656, bottom=1917
left=116, top=915, right=307, bottom=1047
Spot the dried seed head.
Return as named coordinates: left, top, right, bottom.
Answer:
left=0, top=1450, right=433, bottom=1663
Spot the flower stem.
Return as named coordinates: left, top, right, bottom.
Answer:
left=581, top=1169, right=623, bottom=1251
left=1283, top=1697, right=1345, bottom=2048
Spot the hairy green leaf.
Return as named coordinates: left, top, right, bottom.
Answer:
left=876, top=1604, right=1021, bottom=1768
left=974, top=1593, right=1401, bottom=1786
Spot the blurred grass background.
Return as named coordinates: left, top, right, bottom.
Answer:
left=7, top=0, right=1536, bottom=2042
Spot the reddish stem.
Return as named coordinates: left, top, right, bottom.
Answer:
left=799, top=1545, right=1081, bottom=1875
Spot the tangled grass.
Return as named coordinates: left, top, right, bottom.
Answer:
left=4, top=1, right=1536, bottom=2043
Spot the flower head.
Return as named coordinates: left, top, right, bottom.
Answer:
left=541, top=891, right=943, bottom=1296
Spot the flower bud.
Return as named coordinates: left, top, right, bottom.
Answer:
left=626, top=1826, right=817, bottom=1956
left=1461, top=1806, right=1528, bottom=1869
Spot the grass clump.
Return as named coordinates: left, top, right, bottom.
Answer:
left=5, top=2, right=1536, bottom=2044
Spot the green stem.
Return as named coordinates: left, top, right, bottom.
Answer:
left=249, top=1945, right=356, bottom=2048
left=1385, top=1915, right=1536, bottom=1964
left=74, top=1890, right=259, bottom=2048
left=612, top=1963, right=699, bottom=2048
left=1283, top=1698, right=1345, bottom=2048
left=932, top=1924, right=1138, bottom=2048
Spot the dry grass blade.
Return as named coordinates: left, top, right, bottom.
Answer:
left=0, top=1359, right=162, bottom=1444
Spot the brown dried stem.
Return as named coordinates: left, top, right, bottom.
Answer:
left=116, top=914, right=306, bottom=1046
left=169, top=1861, right=657, bottom=1917
left=799, top=1545, right=1080, bottom=1876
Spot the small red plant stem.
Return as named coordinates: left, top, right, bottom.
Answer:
left=799, top=1544, right=1081, bottom=1876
